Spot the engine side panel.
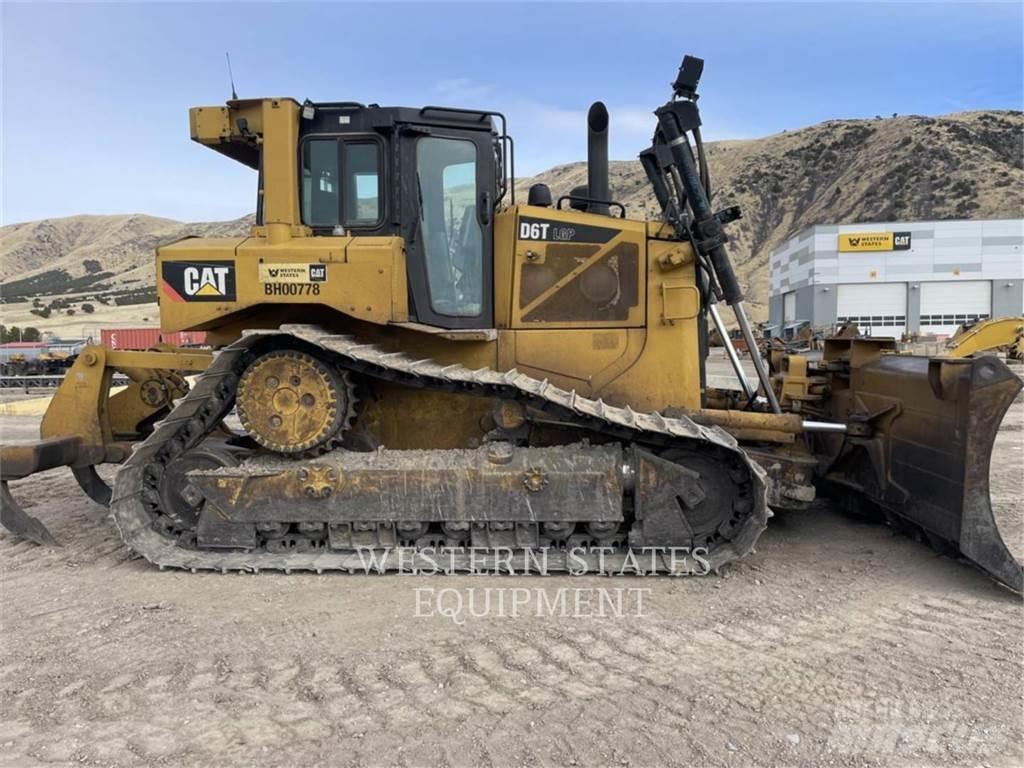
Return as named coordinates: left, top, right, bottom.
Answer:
left=157, top=235, right=408, bottom=332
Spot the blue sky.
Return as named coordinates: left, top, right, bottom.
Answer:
left=2, top=1, right=1021, bottom=224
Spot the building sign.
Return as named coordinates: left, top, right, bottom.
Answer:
left=893, top=232, right=912, bottom=250
left=838, top=232, right=912, bottom=252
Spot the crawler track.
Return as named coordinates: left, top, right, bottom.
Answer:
left=109, top=324, right=769, bottom=573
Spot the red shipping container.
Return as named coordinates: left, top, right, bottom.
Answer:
left=100, top=328, right=208, bottom=350
left=163, top=330, right=208, bottom=348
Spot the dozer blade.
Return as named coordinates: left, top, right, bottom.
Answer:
left=0, top=436, right=84, bottom=547
left=826, top=354, right=1022, bottom=591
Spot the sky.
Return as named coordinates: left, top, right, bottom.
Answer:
left=2, top=1, right=1021, bottom=225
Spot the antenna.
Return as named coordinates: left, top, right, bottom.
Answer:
left=225, top=52, right=238, bottom=100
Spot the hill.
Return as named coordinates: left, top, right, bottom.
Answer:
left=2, top=110, right=1021, bottom=321
left=0, top=214, right=255, bottom=305
left=516, top=110, right=1024, bottom=316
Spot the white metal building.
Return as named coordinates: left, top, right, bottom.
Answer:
left=768, top=219, right=1024, bottom=338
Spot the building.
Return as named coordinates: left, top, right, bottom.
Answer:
left=769, top=219, right=1024, bottom=338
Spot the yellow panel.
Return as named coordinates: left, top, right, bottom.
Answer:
left=157, top=235, right=407, bottom=332
left=508, top=329, right=641, bottom=395
left=261, top=99, right=301, bottom=232
left=510, top=205, right=646, bottom=329
left=189, top=99, right=269, bottom=146
left=189, top=106, right=233, bottom=144
left=493, top=208, right=517, bottom=329
left=595, top=238, right=702, bottom=411
left=495, top=232, right=703, bottom=412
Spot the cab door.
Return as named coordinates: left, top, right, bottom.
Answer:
left=400, top=128, right=496, bottom=329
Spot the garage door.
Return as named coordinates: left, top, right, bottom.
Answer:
left=837, top=283, right=906, bottom=337
left=920, top=280, right=991, bottom=337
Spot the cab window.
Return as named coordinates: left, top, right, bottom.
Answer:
left=343, top=143, right=379, bottom=225
left=416, top=137, right=482, bottom=317
left=301, top=138, right=381, bottom=228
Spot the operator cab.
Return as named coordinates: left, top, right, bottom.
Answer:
left=292, top=102, right=507, bottom=330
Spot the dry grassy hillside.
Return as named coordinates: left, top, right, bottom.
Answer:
left=1, top=110, right=1021, bottom=322
left=0, top=214, right=255, bottom=304
left=516, top=110, right=1024, bottom=318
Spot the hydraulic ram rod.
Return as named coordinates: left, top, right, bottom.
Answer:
left=655, top=105, right=781, bottom=413
left=708, top=302, right=757, bottom=401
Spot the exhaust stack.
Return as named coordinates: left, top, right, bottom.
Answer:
left=587, top=101, right=610, bottom=215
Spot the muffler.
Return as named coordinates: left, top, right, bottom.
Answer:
left=587, top=101, right=610, bottom=214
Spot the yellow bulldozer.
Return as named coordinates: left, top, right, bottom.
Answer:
left=2, top=56, right=1020, bottom=588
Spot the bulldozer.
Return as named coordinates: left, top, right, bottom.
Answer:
left=2, top=56, right=1020, bottom=588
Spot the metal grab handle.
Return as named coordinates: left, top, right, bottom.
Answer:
left=555, top=196, right=626, bottom=218
left=480, top=191, right=492, bottom=226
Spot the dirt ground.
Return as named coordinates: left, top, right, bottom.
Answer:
left=1, top=398, right=1022, bottom=768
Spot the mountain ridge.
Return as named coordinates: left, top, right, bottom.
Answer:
left=2, top=109, right=1021, bottom=320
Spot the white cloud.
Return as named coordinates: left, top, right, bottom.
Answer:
left=431, top=78, right=497, bottom=104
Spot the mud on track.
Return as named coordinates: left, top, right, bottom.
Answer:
left=1, top=401, right=1022, bottom=767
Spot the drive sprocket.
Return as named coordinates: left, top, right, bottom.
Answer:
left=235, top=349, right=355, bottom=454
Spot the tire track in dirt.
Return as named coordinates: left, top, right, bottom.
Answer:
left=2, top=461, right=1021, bottom=766
left=12, top=591, right=1016, bottom=766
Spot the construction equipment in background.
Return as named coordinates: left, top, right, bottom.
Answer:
left=709, top=327, right=751, bottom=354
left=2, top=56, right=1019, bottom=589
left=945, top=316, right=1024, bottom=361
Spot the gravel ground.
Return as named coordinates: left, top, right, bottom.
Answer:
left=1, top=397, right=1021, bottom=768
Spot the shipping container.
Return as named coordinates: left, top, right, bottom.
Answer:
left=100, top=328, right=208, bottom=350
left=164, top=330, right=208, bottom=348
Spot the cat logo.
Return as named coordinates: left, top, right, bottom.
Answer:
left=893, top=232, right=912, bottom=250
left=184, top=266, right=230, bottom=297
left=161, top=261, right=237, bottom=302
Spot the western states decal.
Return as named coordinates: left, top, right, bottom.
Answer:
left=258, top=263, right=327, bottom=296
left=161, top=261, right=236, bottom=302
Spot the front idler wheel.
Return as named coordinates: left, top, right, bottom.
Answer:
left=159, top=446, right=239, bottom=527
